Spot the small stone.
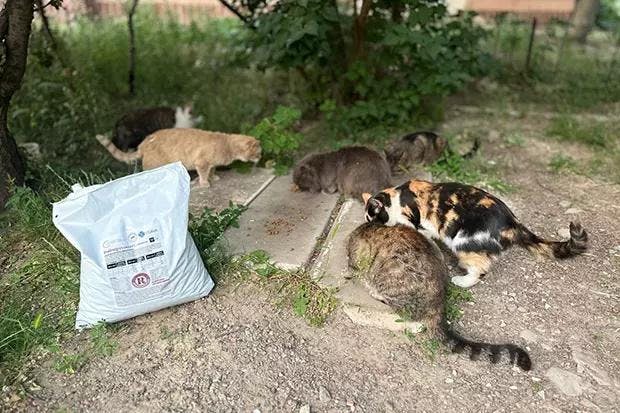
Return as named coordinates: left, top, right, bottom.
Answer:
left=559, top=200, right=571, bottom=208
left=564, top=208, right=583, bottom=215
left=531, top=377, right=541, bottom=382
left=445, top=378, right=454, bottom=384
left=520, top=330, right=539, bottom=344
left=319, top=386, right=331, bottom=402
left=509, top=385, right=518, bottom=390
left=299, top=404, right=311, bottom=413
left=558, top=227, right=571, bottom=239
left=253, top=410, right=261, bottom=413
left=544, top=303, right=551, bottom=310
left=537, top=390, right=545, bottom=400
left=546, top=367, right=583, bottom=396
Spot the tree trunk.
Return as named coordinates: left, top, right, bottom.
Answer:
left=0, top=0, right=35, bottom=209
left=570, top=0, right=600, bottom=43
left=128, top=0, right=139, bottom=96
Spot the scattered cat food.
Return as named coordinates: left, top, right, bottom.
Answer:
left=264, top=218, right=295, bottom=236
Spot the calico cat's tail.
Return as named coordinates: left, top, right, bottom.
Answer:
left=440, top=319, right=532, bottom=371
left=513, top=221, right=588, bottom=259
left=95, top=134, right=141, bottom=163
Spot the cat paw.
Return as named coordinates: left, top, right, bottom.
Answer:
left=198, top=180, right=211, bottom=188
left=451, top=275, right=480, bottom=288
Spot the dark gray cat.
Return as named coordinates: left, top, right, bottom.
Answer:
left=346, top=222, right=532, bottom=371
left=111, top=105, right=201, bottom=151
left=293, top=146, right=392, bottom=200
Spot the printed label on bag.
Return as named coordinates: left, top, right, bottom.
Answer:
left=102, top=226, right=172, bottom=307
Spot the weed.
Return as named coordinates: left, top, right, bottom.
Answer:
left=504, top=133, right=525, bottom=147
left=189, top=202, right=246, bottom=262
left=549, top=154, right=578, bottom=173
left=248, top=106, right=303, bottom=175
left=89, top=323, right=118, bottom=357
left=226, top=250, right=337, bottom=326
left=445, top=284, right=474, bottom=322
left=53, top=353, right=87, bottom=375
left=4, top=186, right=54, bottom=239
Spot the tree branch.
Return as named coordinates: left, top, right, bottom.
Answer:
left=0, top=7, right=8, bottom=39
left=128, top=0, right=139, bottom=96
left=218, top=0, right=254, bottom=28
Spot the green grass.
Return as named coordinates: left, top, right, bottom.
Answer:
left=545, top=116, right=608, bottom=147
left=428, top=144, right=514, bottom=194
left=445, top=284, right=474, bottom=322
left=548, top=154, right=578, bottom=173
left=219, top=250, right=337, bottom=326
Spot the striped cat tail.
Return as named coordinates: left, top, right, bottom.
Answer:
left=96, top=134, right=141, bottom=164
left=513, top=221, right=587, bottom=259
left=439, top=318, right=532, bottom=371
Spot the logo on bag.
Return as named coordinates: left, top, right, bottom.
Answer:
left=128, top=232, right=137, bottom=242
left=132, top=273, right=151, bottom=288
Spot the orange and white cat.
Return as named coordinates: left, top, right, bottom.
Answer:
left=96, top=128, right=261, bottom=187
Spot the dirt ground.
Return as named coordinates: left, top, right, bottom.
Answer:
left=11, top=109, right=620, bottom=412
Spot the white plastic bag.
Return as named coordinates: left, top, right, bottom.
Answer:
left=52, top=162, right=214, bottom=329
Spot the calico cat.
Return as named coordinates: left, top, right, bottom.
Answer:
left=347, top=222, right=532, bottom=370
left=362, top=180, right=587, bottom=288
left=96, top=128, right=261, bottom=187
left=384, top=131, right=479, bottom=172
left=293, top=146, right=392, bottom=200
left=112, top=105, right=202, bottom=151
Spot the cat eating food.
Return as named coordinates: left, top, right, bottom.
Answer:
left=347, top=222, right=532, bottom=370
left=384, top=131, right=479, bottom=172
left=111, top=105, right=202, bottom=151
left=362, top=180, right=587, bottom=288
left=96, top=128, right=261, bottom=187
left=293, top=146, right=392, bottom=200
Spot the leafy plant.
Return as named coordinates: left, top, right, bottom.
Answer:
left=546, top=116, right=607, bottom=147
left=249, top=106, right=303, bottom=174
left=549, top=154, right=577, bottom=172
left=189, top=202, right=247, bottom=261
left=244, top=0, right=489, bottom=129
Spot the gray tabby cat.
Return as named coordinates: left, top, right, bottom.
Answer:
left=347, top=222, right=532, bottom=370
left=293, top=146, right=392, bottom=200
left=111, top=105, right=202, bottom=151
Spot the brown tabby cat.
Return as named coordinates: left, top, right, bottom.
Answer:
left=112, top=105, right=202, bottom=151
left=96, top=128, right=261, bottom=187
left=293, top=146, right=392, bottom=200
left=362, top=180, right=587, bottom=288
left=347, top=222, right=531, bottom=370
left=384, top=131, right=479, bottom=172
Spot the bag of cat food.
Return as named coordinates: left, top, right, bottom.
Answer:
left=52, top=162, right=214, bottom=329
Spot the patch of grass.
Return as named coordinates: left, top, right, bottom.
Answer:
left=89, top=323, right=118, bottom=357
left=548, top=154, right=578, bottom=173
left=222, top=250, right=338, bottom=326
left=546, top=116, right=607, bottom=147
left=445, top=284, right=474, bottom=322
left=53, top=353, right=87, bottom=375
left=428, top=147, right=513, bottom=194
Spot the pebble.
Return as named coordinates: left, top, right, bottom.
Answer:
left=545, top=367, right=583, bottom=397
left=299, top=404, right=311, bottom=413
left=319, top=386, right=331, bottom=402
left=445, top=378, right=454, bottom=384
left=564, top=208, right=583, bottom=215
left=520, top=330, right=539, bottom=344
left=559, top=200, right=571, bottom=208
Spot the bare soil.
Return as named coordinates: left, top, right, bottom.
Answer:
left=9, top=110, right=620, bottom=412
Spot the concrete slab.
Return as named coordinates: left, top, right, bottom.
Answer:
left=189, top=167, right=275, bottom=214
left=221, top=175, right=339, bottom=270
left=309, top=199, right=422, bottom=333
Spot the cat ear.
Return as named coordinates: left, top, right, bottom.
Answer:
left=362, top=193, right=372, bottom=205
